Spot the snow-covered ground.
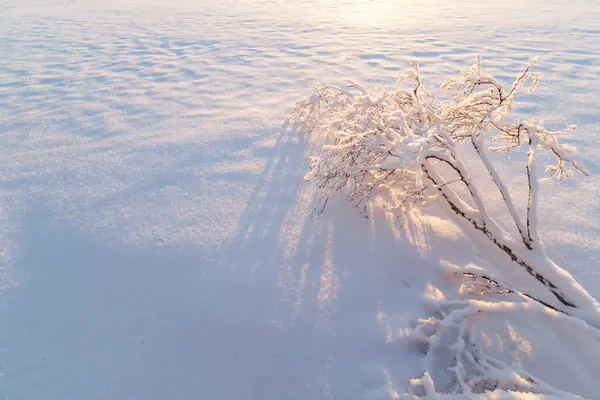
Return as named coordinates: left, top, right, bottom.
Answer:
left=1, top=0, right=600, bottom=398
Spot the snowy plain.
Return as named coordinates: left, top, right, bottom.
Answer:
left=1, top=0, right=600, bottom=398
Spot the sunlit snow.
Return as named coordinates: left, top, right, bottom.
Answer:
left=1, top=0, right=599, bottom=398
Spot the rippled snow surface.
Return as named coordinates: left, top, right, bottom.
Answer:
left=1, top=0, right=599, bottom=398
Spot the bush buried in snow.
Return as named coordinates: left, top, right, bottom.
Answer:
left=290, top=57, right=599, bottom=396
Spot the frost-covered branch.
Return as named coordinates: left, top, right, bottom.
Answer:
left=290, top=58, right=599, bottom=397
left=290, top=58, right=598, bottom=325
left=405, top=295, right=587, bottom=398
left=401, top=261, right=599, bottom=398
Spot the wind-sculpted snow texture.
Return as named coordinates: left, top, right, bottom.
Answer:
left=1, top=0, right=600, bottom=398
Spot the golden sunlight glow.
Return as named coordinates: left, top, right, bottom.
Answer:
left=332, top=0, right=407, bottom=27
left=507, top=324, right=533, bottom=355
